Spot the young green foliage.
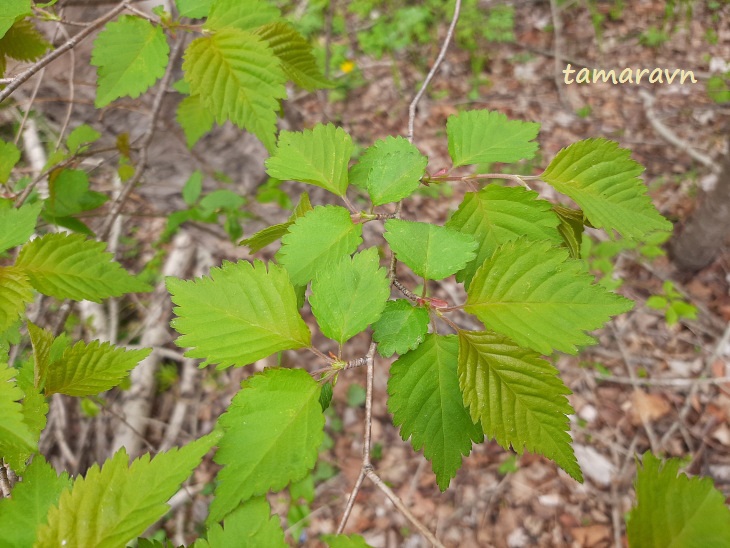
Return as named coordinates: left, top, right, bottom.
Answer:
left=209, top=368, right=324, bottom=524
left=0, top=360, right=37, bottom=468
left=36, top=432, right=220, bottom=547
left=0, top=267, right=33, bottom=333
left=465, top=238, right=633, bottom=355
left=310, top=248, right=390, bottom=346
left=388, top=334, right=484, bottom=490
left=265, top=124, right=354, bottom=197
left=0, top=18, right=50, bottom=74
left=384, top=219, right=477, bottom=281
left=175, top=0, right=212, bottom=19
left=348, top=136, right=428, bottom=205
left=552, top=204, right=585, bottom=259
left=255, top=22, right=334, bottom=91
left=541, top=138, right=672, bottom=240
left=372, top=299, right=430, bottom=358
left=446, top=184, right=562, bottom=288
left=446, top=109, right=540, bottom=167
left=458, top=330, right=581, bottom=481
left=199, top=497, right=286, bottom=547
left=205, top=0, right=280, bottom=32
left=176, top=94, right=215, bottom=149
left=167, top=260, right=311, bottom=368
left=42, top=340, right=151, bottom=397
left=0, top=139, right=21, bottom=183
left=0, top=202, right=41, bottom=254
left=15, top=233, right=151, bottom=302
left=0, top=455, right=71, bottom=548
left=240, top=192, right=313, bottom=252
left=0, top=0, right=31, bottom=40
left=91, top=16, right=170, bottom=108
left=627, top=452, right=730, bottom=546
left=183, top=29, right=286, bottom=152
left=276, top=205, right=362, bottom=286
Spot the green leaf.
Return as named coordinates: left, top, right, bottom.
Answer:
left=240, top=192, right=313, bottom=253
left=446, top=110, right=540, bottom=167
left=265, top=124, right=353, bottom=197
left=182, top=170, right=203, bottom=205
left=383, top=219, right=477, bottom=281
left=176, top=0, right=212, bottom=18
left=15, top=233, right=152, bottom=302
left=627, top=452, right=730, bottom=547
left=0, top=202, right=41, bottom=254
left=353, top=137, right=428, bottom=205
left=167, top=260, right=311, bottom=368
left=176, top=94, right=215, bottom=149
left=205, top=0, right=280, bottom=32
left=240, top=223, right=290, bottom=253
left=0, top=0, right=31, bottom=40
left=183, top=29, right=286, bottom=152
left=0, top=138, right=21, bottom=184
left=388, top=334, right=484, bottom=490
left=0, top=266, right=32, bottom=333
left=465, top=238, right=633, bottom=355
left=27, top=321, right=53, bottom=389
left=15, top=360, right=48, bottom=451
left=44, top=340, right=151, bottom=396
left=0, top=19, right=50, bottom=61
left=445, top=184, right=562, bottom=288
left=255, top=22, right=333, bottom=91
left=372, top=299, right=430, bottom=358
left=276, top=206, right=362, bottom=286
left=552, top=204, right=584, bottom=259
left=310, top=247, right=390, bottom=346
left=322, top=534, right=374, bottom=548
left=0, top=455, right=71, bottom=548
left=205, top=497, right=286, bottom=547
left=46, top=168, right=107, bottom=219
left=458, top=330, right=581, bottom=481
left=0, top=358, right=36, bottom=468
left=209, top=368, right=324, bottom=523
left=66, top=124, right=101, bottom=154
left=198, top=189, right=245, bottom=213
left=349, top=136, right=422, bottom=190
left=36, top=432, right=220, bottom=548
left=318, top=381, right=334, bottom=411
left=91, top=15, right=170, bottom=108
left=540, top=139, right=672, bottom=240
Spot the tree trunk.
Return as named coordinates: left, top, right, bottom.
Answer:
left=670, top=151, right=730, bottom=272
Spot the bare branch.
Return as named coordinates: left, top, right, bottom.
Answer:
left=0, top=2, right=129, bottom=104
left=407, top=0, right=462, bottom=143
left=365, top=468, right=446, bottom=548
left=639, top=89, right=717, bottom=172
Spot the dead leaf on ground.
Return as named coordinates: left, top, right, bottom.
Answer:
left=628, top=389, right=671, bottom=425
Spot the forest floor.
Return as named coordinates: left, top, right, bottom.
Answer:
left=12, top=1, right=730, bottom=547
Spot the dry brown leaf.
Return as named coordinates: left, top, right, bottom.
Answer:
left=629, top=389, right=671, bottom=425
left=571, top=524, right=612, bottom=547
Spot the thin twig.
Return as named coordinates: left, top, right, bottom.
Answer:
left=548, top=0, right=569, bottom=107
left=99, top=36, right=184, bottom=240
left=639, top=89, right=717, bottom=172
left=407, top=0, right=461, bottom=143
left=0, top=2, right=129, bottom=104
left=365, top=468, right=446, bottom=548
left=336, top=342, right=377, bottom=533
left=594, top=374, right=730, bottom=387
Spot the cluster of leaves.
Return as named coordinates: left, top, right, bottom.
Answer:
left=2, top=1, right=729, bottom=545
left=172, top=108, right=671, bottom=495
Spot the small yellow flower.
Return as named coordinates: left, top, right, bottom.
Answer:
left=340, top=60, right=355, bottom=74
